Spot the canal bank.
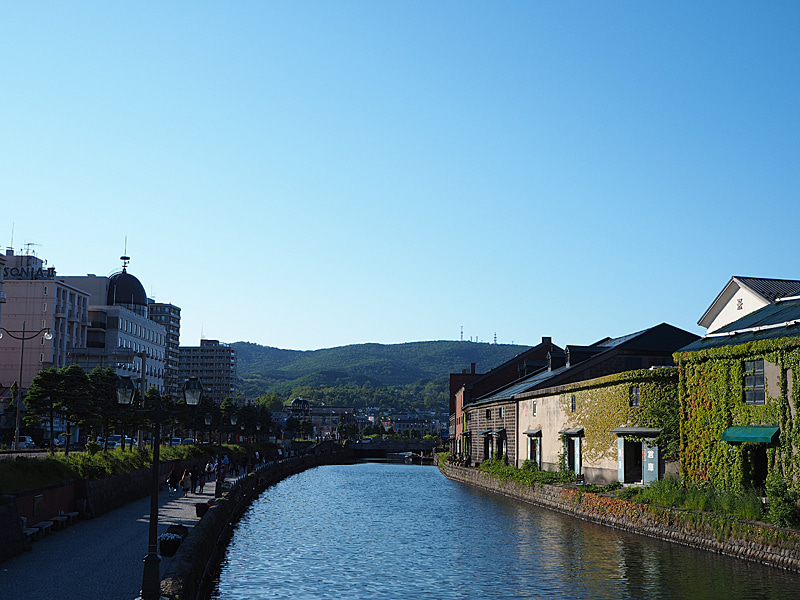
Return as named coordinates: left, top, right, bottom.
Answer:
left=438, top=458, right=800, bottom=573
left=163, top=451, right=355, bottom=600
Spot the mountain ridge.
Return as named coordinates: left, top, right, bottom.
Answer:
left=231, top=340, right=532, bottom=404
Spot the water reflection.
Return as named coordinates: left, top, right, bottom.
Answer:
left=212, top=463, right=798, bottom=600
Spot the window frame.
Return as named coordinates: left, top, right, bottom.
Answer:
left=743, top=359, right=766, bottom=406
left=630, top=384, right=640, bottom=407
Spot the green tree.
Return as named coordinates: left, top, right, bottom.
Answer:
left=25, top=365, right=91, bottom=455
left=255, top=392, right=285, bottom=413
left=24, top=367, right=61, bottom=453
left=88, top=366, right=122, bottom=447
left=58, top=365, right=92, bottom=456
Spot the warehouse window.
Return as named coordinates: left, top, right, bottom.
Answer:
left=743, top=360, right=765, bottom=406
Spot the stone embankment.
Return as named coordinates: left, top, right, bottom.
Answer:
left=162, top=451, right=354, bottom=600
left=439, top=460, right=800, bottom=573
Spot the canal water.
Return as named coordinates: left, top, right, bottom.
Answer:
left=211, top=462, right=799, bottom=600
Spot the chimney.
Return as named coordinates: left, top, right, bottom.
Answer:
left=471, top=362, right=476, bottom=374
left=542, top=336, right=551, bottom=345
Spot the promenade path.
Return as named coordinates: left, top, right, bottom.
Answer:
left=0, top=482, right=219, bottom=600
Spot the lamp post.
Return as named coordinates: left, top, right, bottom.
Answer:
left=0, top=321, right=53, bottom=450
left=117, top=375, right=202, bottom=600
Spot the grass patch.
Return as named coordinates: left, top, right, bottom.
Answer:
left=0, top=443, right=237, bottom=494
left=478, top=455, right=575, bottom=487
left=0, top=457, right=80, bottom=494
left=633, top=476, right=765, bottom=521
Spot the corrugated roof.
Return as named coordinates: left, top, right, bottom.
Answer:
left=680, top=297, right=800, bottom=352
left=469, top=323, right=697, bottom=405
left=737, top=276, right=800, bottom=302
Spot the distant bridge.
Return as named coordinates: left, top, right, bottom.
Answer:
left=348, top=439, right=437, bottom=459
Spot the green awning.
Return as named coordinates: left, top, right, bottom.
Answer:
left=720, top=425, right=779, bottom=444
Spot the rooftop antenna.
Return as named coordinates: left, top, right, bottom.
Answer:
left=120, top=236, right=130, bottom=272
left=460, top=326, right=463, bottom=342
left=494, top=332, right=497, bottom=344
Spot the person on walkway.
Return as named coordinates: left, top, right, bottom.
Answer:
left=180, top=469, right=191, bottom=496
left=190, top=469, right=199, bottom=494
left=198, top=473, right=206, bottom=494
left=167, top=470, right=179, bottom=496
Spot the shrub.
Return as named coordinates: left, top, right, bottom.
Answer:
left=617, top=487, right=641, bottom=500
left=765, top=472, right=800, bottom=527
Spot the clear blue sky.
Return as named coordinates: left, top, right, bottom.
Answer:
left=3, top=2, right=799, bottom=351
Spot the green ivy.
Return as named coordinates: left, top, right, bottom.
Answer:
left=675, top=338, right=800, bottom=498
left=556, top=368, right=680, bottom=462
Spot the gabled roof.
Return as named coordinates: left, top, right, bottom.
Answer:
left=698, top=276, right=800, bottom=329
left=459, top=337, right=561, bottom=394
left=468, top=323, right=697, bottom=406
left=680, top=296, right=800, bottom=353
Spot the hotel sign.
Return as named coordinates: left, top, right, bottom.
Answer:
left=3, top=266, right=57, bottom=280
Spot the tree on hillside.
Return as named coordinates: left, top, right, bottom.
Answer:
left=255, top=392, right=285, bottom=413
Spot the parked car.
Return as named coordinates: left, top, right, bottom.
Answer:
left=107, top=435, right=133, bottom=449
left=13, top=436, right=36, bottom=449
left=181, top=438, right=195, bottom=445
left=39, top=437, right=64, bottom=448
left=171, top=438, right=182, bottom=446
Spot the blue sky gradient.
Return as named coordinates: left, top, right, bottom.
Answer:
left=3, top=3, right=799, bottom=350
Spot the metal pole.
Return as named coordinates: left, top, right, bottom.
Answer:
left=141, top=414, right=162, bottom=600
left=138, top=351, right=164, bottom=600
left=13, top=321, right=27, bottom=451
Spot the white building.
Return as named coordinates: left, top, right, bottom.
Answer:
left=61, top=258, right=167, bottom=394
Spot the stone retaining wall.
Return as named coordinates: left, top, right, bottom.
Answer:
left=161, top=451, right=355, bottom=600
left=0, top=499, right=25, bottom=563
left=1, top=457, right=215, bottom=562
left=440, top=461, right=800, bottom=573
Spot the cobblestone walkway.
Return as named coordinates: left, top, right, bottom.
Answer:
left=0, top=485, right=216, bottom=600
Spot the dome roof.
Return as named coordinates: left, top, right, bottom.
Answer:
left=107, top=269, right=147, bottom=307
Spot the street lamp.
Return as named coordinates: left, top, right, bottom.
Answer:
left=116, top=375, right=202, bottom=600
left=0, top=321, right=53, bottom=450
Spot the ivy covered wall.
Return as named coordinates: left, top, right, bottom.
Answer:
left=675, top=338, right=800, bottom=491
left=555, top=368, right=680, bottom=464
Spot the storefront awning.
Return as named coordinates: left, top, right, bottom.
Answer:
left=523, top=428, right=542, bottom=437
left=480, top=429, right=505, bottom=436
left=610, top=427, right=662, bottom=437
left=558, top=427, right=584, bottom=437
left=721, top=425, right=779, bottom=444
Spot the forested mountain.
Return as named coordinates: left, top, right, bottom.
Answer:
left=232, top=340, right=530, bottom=411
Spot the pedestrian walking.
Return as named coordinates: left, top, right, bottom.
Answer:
left=190, top=469, right=199, bottom=494
left=167, top=470, right=179, bottom=496
left=180, top=469, right=191, bottom=496
left=199, top=473, right=205, bottom=493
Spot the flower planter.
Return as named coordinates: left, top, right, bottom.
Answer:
left=195, top=502, right=210, bottom=517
